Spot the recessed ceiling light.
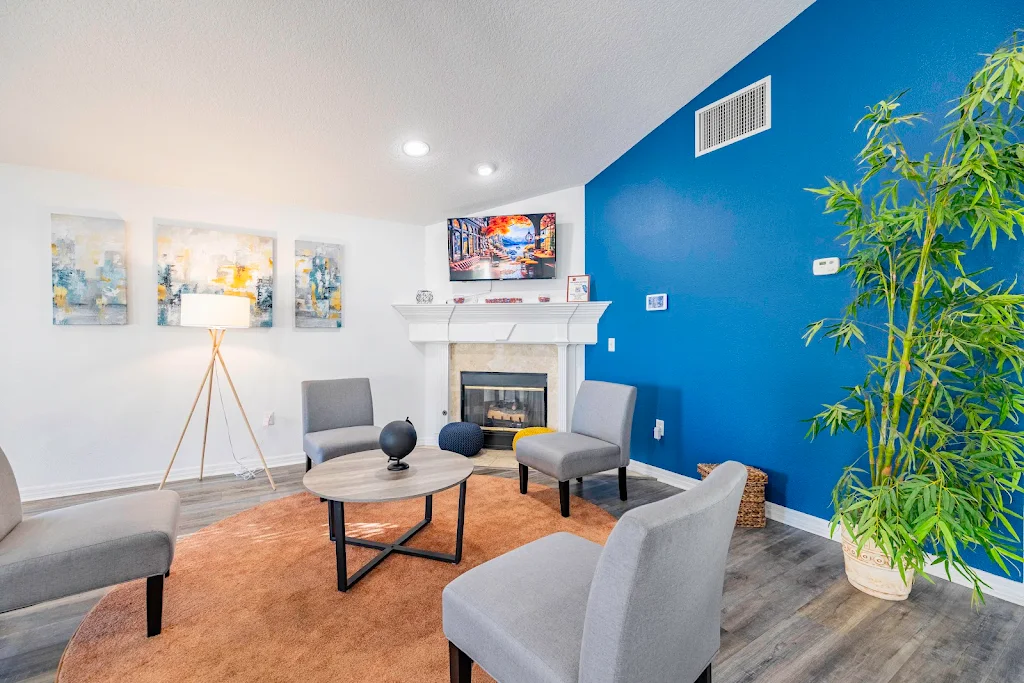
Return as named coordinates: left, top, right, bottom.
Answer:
left=476, top=163, right=496, bottom=176
left=402, top=140, right=430, bottom=157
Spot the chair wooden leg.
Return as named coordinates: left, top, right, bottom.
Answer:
left=618, top=466, right=628, bottom=501
left=695, top=662, right=712, bottom=683
left=147, top=574, right=164, bottom=637
left=449, top=641, right=473, bottom=682
left=519, top=464, right=528, bottom=494
left=559, top=480, right=570, bottom=517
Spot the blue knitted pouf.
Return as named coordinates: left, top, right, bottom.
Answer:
left=438, top=422, right=485, bottom=457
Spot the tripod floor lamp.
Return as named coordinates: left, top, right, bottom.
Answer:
left=159, top=293, right=276, bottom=490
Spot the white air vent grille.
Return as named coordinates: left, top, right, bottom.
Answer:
left=695, top=76, right=771, bottom=157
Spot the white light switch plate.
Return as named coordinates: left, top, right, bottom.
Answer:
left=813, top=257, right=840, bottom=276
left=608, top=337, right=615, bottom=352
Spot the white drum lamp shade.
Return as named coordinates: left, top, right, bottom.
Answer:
left=180, top=293, right=251, bottom=329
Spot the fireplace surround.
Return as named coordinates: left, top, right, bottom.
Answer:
left=392, top=302, right=610, bottom=446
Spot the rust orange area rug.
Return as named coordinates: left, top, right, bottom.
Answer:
left=56, top=475, right=616, bottom=683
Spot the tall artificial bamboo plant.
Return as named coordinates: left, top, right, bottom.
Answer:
left=804, top=32, right=1024, bottom=602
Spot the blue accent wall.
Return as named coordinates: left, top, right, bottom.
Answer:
left=584, top=0, right=1023, bottom=578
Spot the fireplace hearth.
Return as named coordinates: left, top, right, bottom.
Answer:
left=461, top=371, right=548, bottom=449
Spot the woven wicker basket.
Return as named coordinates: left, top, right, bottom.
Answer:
left=697, top=463, right=767, bottom=528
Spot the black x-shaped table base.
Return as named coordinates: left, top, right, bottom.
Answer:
left=327, top=481, right=467, bottom=592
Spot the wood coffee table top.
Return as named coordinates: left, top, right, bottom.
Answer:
left=302, top=447, right=473, bottom=503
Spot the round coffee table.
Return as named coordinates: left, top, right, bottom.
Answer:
left=303, top=447, right=473, bottom=592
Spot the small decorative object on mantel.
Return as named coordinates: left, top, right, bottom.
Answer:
left=538, top=296, right=551, bottom=303
left=484, top=296, right=523, bottom=304
left=415, top=290, right=434, bottom=304
left=379, top=418, right=417, bottom=470
left=567, top=274, right=591, bottom=302
left=453, top=296, right=466, bottom=304
left=697, top=463, right=767, bottom=528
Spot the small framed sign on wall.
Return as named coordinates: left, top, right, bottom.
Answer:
left=646, top=293, right=668, bottom=311
left=567, top=274, right=591, bottom=302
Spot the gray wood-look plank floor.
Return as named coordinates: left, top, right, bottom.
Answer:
left=3, top=464, right=1023, bottom=683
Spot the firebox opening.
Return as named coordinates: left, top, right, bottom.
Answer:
left=460, top=371, right=548, bottom=450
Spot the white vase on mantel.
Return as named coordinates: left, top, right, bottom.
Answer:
left=840, top=525, right=914, bottom=601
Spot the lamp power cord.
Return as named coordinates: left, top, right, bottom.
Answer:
left=213, top=362, right=265, bottom=481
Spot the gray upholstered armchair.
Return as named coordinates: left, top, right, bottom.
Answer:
left=301, top=377, right=381, bottom=471
left=443, top=461, right=748, bottom=683
left=517, top=380, right=637, bottom=517
left=0, top=446, right=180, bottom=637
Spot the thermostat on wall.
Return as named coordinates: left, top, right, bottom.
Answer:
left=813, top=257, right=840, bottom=276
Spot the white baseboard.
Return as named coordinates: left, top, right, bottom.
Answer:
left=627, top=460, right=1024, bottom=606
left=19, top=452, right=307, bottom=502
left=627, top=460, right=701, bottom=489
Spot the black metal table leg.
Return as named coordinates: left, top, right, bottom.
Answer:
left=329, top=483, right=468, bottom=592
left=454, top=481, right=466, bottom=563
left=333, top=501, right=347, bottom=591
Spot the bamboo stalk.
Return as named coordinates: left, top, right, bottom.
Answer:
left=882, top=215, right=939, bottom=474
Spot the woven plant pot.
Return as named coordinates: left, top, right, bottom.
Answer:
left=697, top=463, right=767, bottom=528
left=840, top=525, right=914, bottom=601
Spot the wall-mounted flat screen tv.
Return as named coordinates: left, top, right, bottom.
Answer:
left=447, top=213, right=556, bottom=281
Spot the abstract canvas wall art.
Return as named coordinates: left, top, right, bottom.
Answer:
left=156, top=223, right=274, bottom=327
left=294, top=240, right=343, bottom=328
left=51, top=214, right=128, bottom=325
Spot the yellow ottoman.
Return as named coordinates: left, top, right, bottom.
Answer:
left=512, top=426, right=555, bottom=452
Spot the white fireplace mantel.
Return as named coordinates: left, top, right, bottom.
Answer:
left=391, top=302, right=610, bottom=344
left=392, top=302, right=611, bottom=445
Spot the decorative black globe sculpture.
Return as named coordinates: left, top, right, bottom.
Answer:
left=380, top=417, right=417, bottom=471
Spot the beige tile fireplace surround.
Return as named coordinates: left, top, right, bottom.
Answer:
left=448, top=343, right=560, bottom=430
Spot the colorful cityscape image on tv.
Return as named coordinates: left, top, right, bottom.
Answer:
left=447, top=213, right=556, bottom=281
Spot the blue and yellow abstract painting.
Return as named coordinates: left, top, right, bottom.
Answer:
left=51, top=214, right=127, bottom=325
left=295, top=240, right=342, bottom=328
left=156, top=223, right=274, bottom=327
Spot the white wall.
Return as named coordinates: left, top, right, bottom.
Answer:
left=422, top=186, right=585, bottom=303
left=0, top=164, right=426, bottom=499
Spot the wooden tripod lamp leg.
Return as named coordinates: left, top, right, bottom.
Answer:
left=198, top=329, right=221, bottom=481
left=214, top=336, right=277, bottom=490
left=159, top=331, right=225, bottom=490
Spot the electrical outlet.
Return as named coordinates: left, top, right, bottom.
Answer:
left=263, top=411, right=275, bottom=427
left=654, top=419, right=665, bottom=440
left=608, top=337, right=616, bottom=352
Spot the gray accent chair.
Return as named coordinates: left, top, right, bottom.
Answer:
left=443, top=461, right=748, bottom=683
left=301, top=378, right=381, bottom=471
left=517, top=380, right=637, bottom=517
left=0, top=446, right=180, bottom=637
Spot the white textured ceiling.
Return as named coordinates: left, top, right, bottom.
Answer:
left=0, top=0, right=811, bottom=224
